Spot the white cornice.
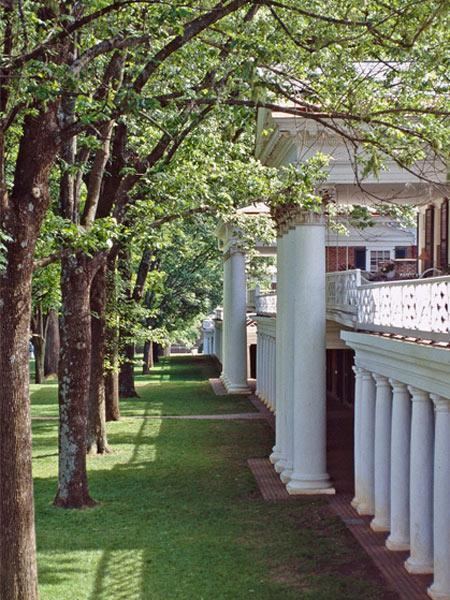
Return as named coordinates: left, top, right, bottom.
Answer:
left=342, top=331, right=450, bottom=399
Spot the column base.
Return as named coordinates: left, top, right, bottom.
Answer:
left=386, top=537, right=410, bottom=552
left=286, top=474, right=335, bottom=496
left=220, top=374, right=251, bottom=395
left=356, top=502, right=375, bottom=516
left=280, top=467, right=292, bottom=484
left=428, top=584, right=450, bottom=600
left=274, top=458, right=286, bottom=474
left=405, top=557, right=434, bottom=575
left=370, top=517, right=390, bottom=532
left=269, top=448, right=282, bottom=464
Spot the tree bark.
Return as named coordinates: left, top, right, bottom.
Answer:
left=119, top=341, right=139, bottom=397
left=142, top=340, right=154, bottom=374
left=86, top=262, right=110, bottom=454
left=31, top=305, right=45, bottom=384
left=105, top=254, right=121, bottom=421
left=0, top=250, right=39, bottom=600
left=44, top=308, right=60, bottom=377
left=105, top=370, right=120, bottom=421
left=54, top=253, right=97, bottom=508
left=153, top=342, right=162, bottom=364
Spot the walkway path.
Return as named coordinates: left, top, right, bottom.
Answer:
left=218, top=369, right=431, bottom=600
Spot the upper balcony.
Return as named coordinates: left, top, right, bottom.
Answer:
left=254, top=271, right=450, bottom=344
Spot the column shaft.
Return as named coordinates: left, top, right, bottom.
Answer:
left=405, top=387, right=434, bottom=574
left=357, top=370, right=376, bottom=515
left=286, top=214, right=333, bottom=495
left=221, top=249, right=250, bottom=394
left=428, top=395, right=450, bottom=600
left=371, top=374, right=392, bottom=532
left=280, top=229, right=295, bottom=484
left=386, top=380, right=411, bottom=551
left=271, top=233, right=286, bottom=467
left=351, top=365, right=363, bottom=509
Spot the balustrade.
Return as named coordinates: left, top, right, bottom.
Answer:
left=256, top=273, right=450, bottom=342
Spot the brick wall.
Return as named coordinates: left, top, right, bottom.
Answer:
left=326, top=247, right=356, bottom=272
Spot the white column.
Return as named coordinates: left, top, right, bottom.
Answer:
left=405, top=387, right=434, bottom=574
left=267, top=336, right=273, bottom=408
left=262, top=335, right=268, bottom=402
left=271, top=230, right=287, bottom=468
left=286, top=210, right=334, bottom=495
left=256, top=330, right=261, bottom=397
left=428, top=395, right=450, bottom=600
left=386, top=380, right=411, bottom=551
left=357, top=369, right=376, bottom=515
left=270, top=337, right=276, bottom=412
left=371, top=374, right=392, bottom=532
left=280, top=227, right=295, bottom=484
left=351, top=365, right=363, bottom=509
left=220, top=246, right=250, bottom=394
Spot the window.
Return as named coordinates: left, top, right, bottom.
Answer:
left=395, top=246, right=407, bottom=259
left=369, top=250, right=391, bottom=272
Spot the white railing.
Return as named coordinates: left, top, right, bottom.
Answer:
left=256, top=272, right=450, bottom=342
left=255, top=292, right=277, bottom=316
left=357, top=275, right=450, bottom=342
left=326, top=270, right=365, bottom=316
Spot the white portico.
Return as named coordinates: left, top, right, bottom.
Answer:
left=245, top=103, right=449, bottom=598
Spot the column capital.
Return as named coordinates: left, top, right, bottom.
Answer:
left=223, top=241, right=246, bottom=261
left=352, top=365, right=363, bottom=377
left=430, top=393, right=450, bottom=412
left=361, top=368, right=373, bottom=381
left=388, top=378, right=408, bottom=393
left=407, top=386, right=430, bottom=403
left=272, top=204, right=325, bottom=234
left=372, top=373, right=390, bottom=388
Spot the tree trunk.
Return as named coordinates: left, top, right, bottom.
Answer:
left=32, top=336, right=45, bottom=384
left=87, top=263, right=110, bottom=454
left=119, top=341, right=139, bottom=397
left=105, top=254, right=120, bottom=421
left=142, top=340, right=154, bottom=374
left=0, top=253, right=39, bottom=600
left=54, top=254, right=97, bottom=508
left=44, top=308, right=60, bottom=377
left=153, top=342, right=162, bottom=364
left=0, top=98, right=62, bottom=598
left=163, top=344, right=171, bottom=357
left=105, top=371, right=120, bottom=421
left=31, top=305, right=46, bottom=384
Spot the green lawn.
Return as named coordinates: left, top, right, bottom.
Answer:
left=33, top=355, right=395, bottom=600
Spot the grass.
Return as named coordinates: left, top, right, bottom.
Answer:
left=33, top=355, right=395, bottom=600
left=30, top=355, right=255, bottom=419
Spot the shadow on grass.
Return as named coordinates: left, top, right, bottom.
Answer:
left=34, top=356, right=395, bottom=600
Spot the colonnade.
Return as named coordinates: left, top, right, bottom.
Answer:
left=255, top=329, right=276, bottom=412
left=202, top=331, right=214, bottom=355
left=351, top=365, right=450, bottom=600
